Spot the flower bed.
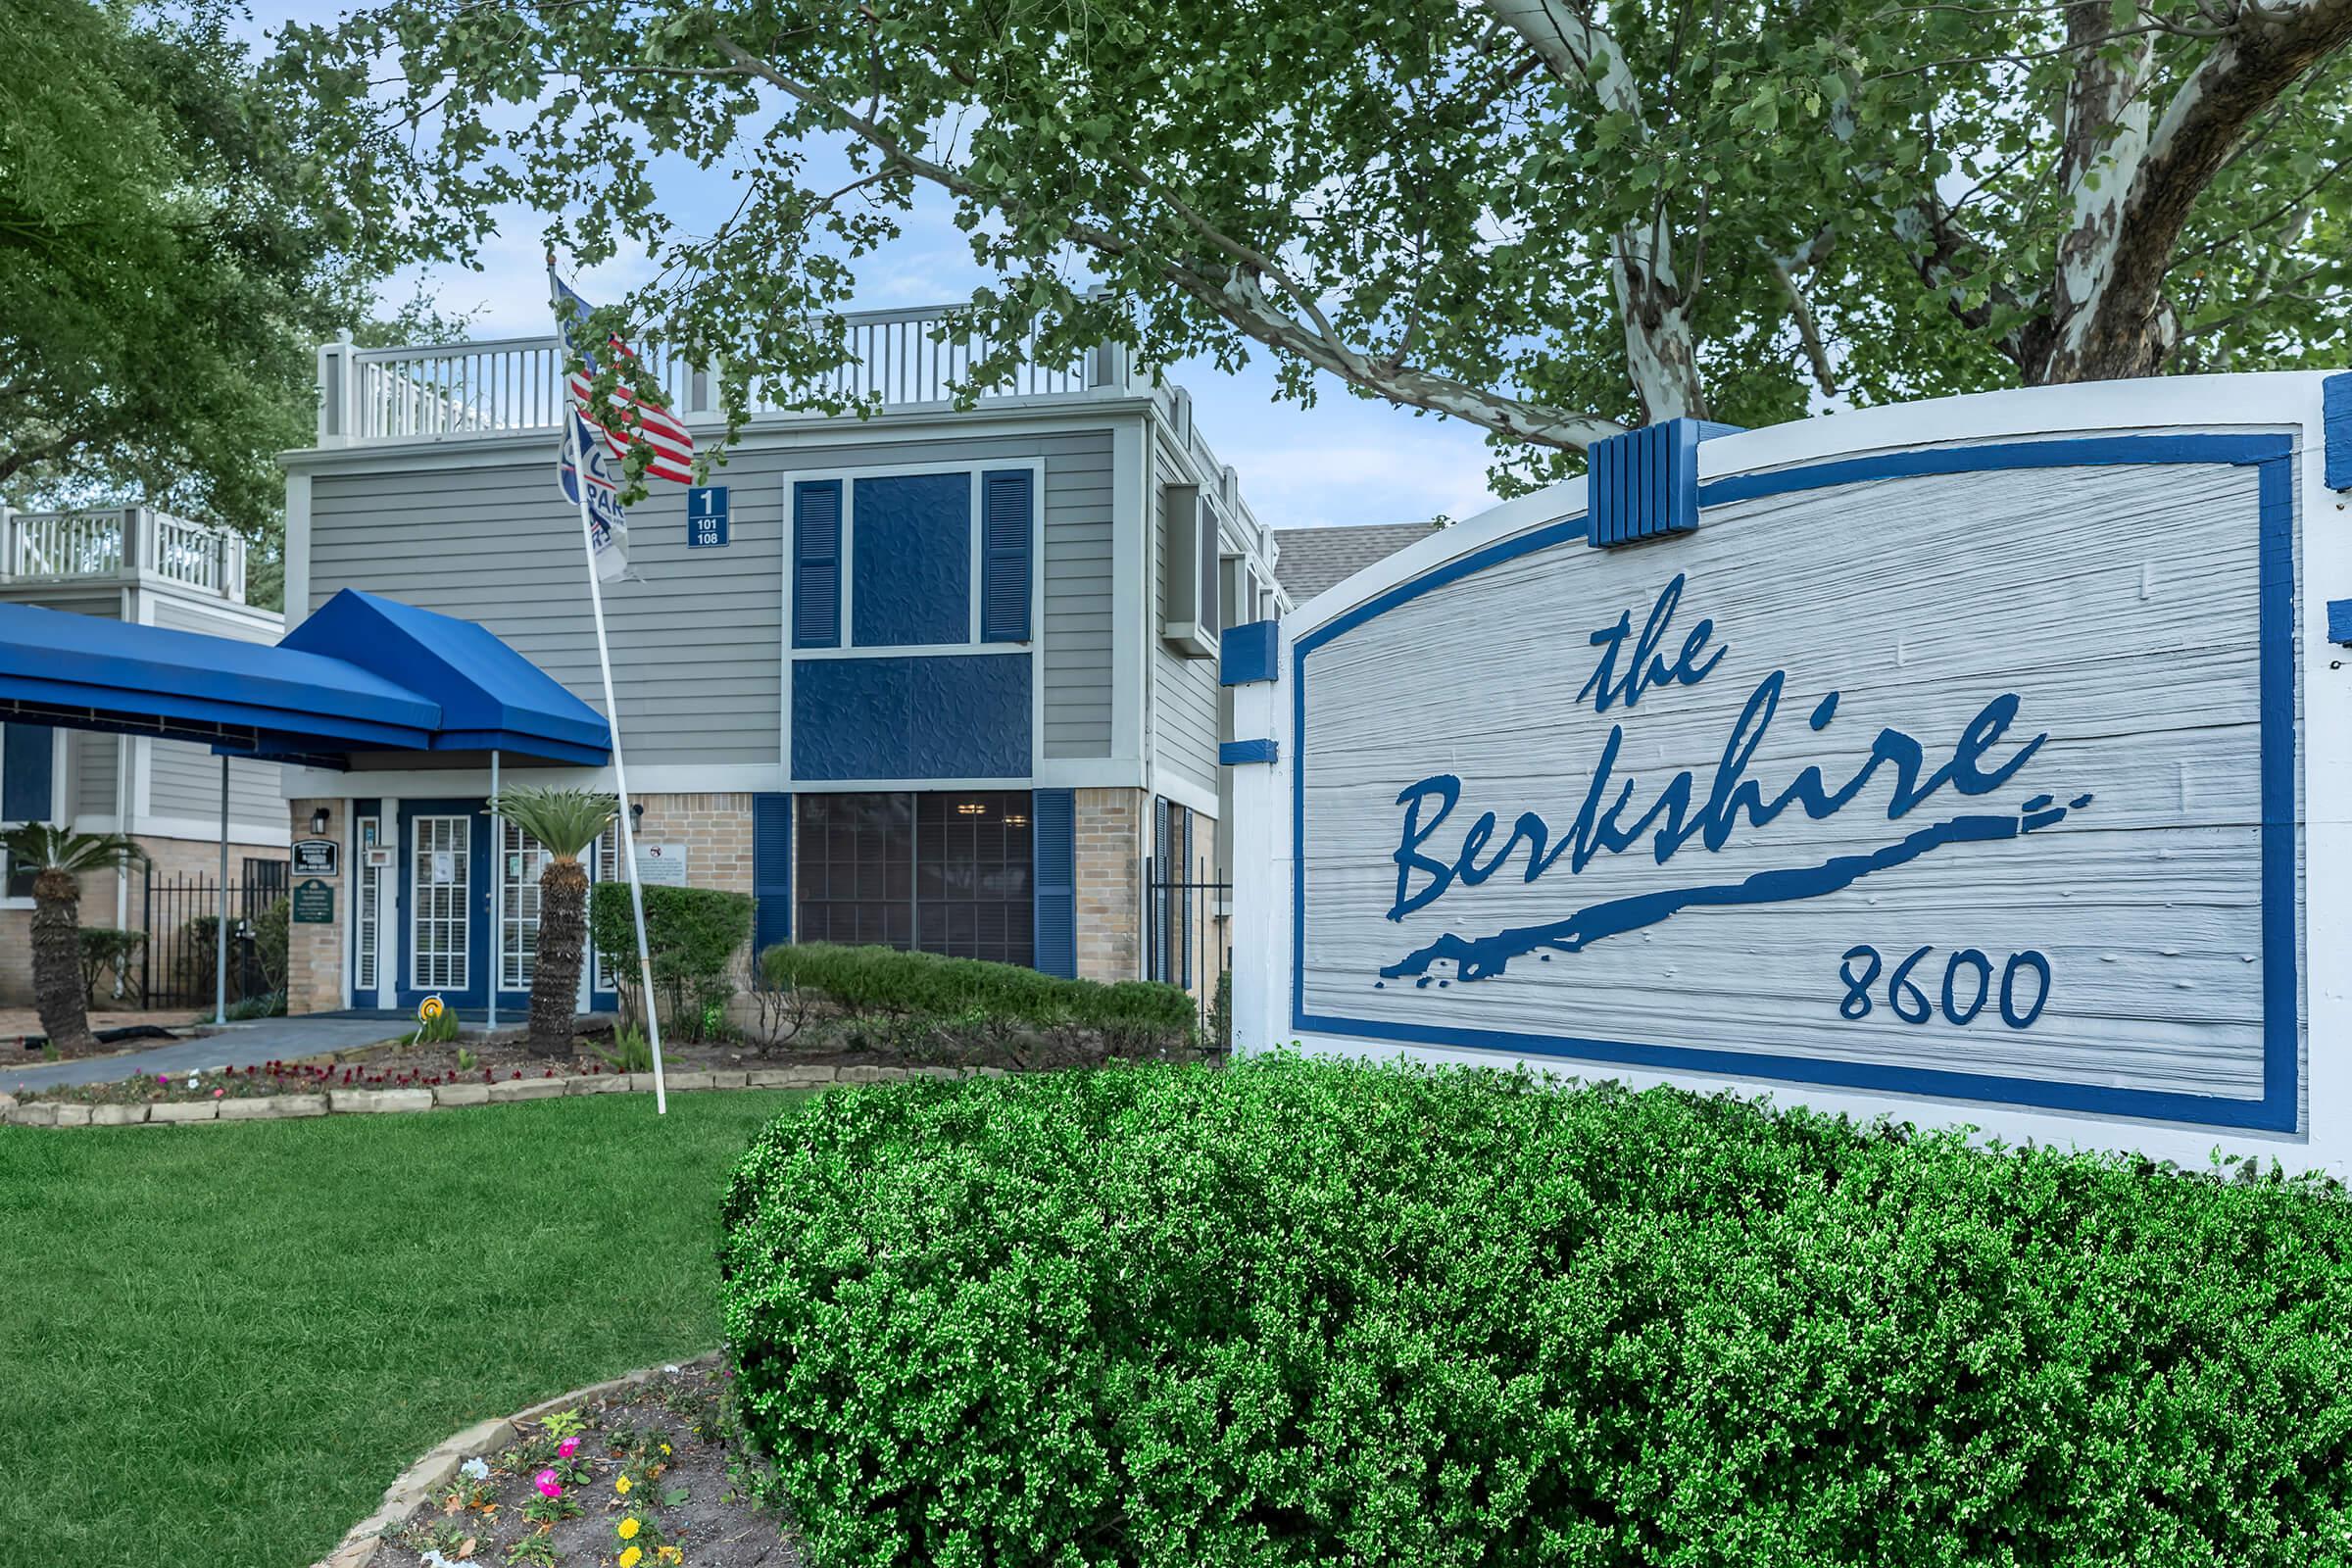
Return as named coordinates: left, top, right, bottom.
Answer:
left=363, top=1362, right=794, bottom=1568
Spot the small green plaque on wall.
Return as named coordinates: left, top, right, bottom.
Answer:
left=291, top=878, right=334, bottom=924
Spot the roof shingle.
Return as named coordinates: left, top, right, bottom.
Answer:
left=1270, top=522, right=1442, bottom=604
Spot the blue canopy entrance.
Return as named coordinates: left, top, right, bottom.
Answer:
left=0, top=589, right=610, bottom=1022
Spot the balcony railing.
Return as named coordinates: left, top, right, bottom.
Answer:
left=316, top=302, right=1126, bottom=446
left=0, top=506, right=250, bottom=602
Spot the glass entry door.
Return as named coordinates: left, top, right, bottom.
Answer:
left=410, top=813, right=471, bottom=993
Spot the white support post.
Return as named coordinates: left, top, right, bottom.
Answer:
left=488, top=749, right=501, bottom=1034
left=214, top=756, right=229, bottom=1025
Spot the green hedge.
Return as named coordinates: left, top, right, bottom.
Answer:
left=760, top=942, right=1195, bottom=1053
left=588, top=883, right=753, bottom=1039
left=720, top=1055, right=2352, bottom=1567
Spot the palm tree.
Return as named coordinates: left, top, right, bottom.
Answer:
left=485, top=787, right=616, bottom=1058
left=1, top=824, right=148, bottom=1055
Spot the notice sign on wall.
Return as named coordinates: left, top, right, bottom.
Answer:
left=291, top=838, right=339, bottom=877
left=291, top=878, right=334, bottom=924
left=1234, top=378, right=2339, bottom=1167
left=633, top=843, right=689, bottom=887
left=687, top=485, right=729, bottom=549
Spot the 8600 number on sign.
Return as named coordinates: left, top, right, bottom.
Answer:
left=1838, top=945, right=2050, bottom=1029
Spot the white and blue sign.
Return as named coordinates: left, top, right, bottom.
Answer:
left=1232, top=376, right=2352, bottom=1172
left=688, top=485, right=730, bottom=549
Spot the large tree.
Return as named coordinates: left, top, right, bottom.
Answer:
left=0, top=0, right=421, bottom=579
left=286, top=0, right=2350, bottom=490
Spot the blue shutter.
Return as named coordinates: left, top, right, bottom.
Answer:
left=1032, top=788, right=1075, bottom=977
left=2, top=724, right=54, bottom=821
left=980, top=468, right=1033, bottom=643
left=792, top=480, right=841, bottom=648
left=753, top=793, right=792, bottom=956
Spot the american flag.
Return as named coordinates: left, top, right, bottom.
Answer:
left=549, top=269, right=696, bottom=484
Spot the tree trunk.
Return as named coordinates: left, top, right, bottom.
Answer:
left=528, top=858, right=586, bottom=1058
left=1612, top=217, right=1705, bottom=424
left=30, top=868, right=95, bottom=1055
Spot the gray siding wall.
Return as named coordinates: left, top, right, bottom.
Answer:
left=306, top=426, right=1116, bottom=768
left=1151, top=429, right=1219, bottom=803
left=144, top=596, right=282, bottom=829
left=74, top=732, right=118, bottom=818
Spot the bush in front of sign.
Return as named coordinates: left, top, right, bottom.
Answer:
left=587, top=883, right=754, bottom=1041
left=717, top=1054, right=2352, bottom=1568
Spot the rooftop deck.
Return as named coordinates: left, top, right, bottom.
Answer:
left=313, top=300, right=1269, bottom=549
left=1, top=505, right=251, bottom=603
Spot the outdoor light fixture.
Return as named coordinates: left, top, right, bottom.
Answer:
left=956, top=802, right=986, bottom=815
left=631, top=803, right=645, bottom=828
left=310, top=808, right=330, bottom=836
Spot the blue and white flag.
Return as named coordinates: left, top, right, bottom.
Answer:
left=558, top=410, right=637, bottom=583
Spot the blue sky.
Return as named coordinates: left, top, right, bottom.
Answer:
left=241, top=6, right=1506, bottom=533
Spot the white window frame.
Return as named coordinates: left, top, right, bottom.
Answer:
left=354, top=812, right=382, bottom=994
left=409, top=813, right=471, bottom=992
left=0, top=725, right=66, bottom=910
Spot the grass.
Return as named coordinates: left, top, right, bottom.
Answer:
left=0, top=1090, right=809, bottom=1568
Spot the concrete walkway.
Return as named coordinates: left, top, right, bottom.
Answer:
left=2, top=1015, right=416, bottom=1095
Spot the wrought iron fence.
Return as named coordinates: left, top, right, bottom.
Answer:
left=1145, top=857, right=1233, bottom=1048
left=139, top=860, right=289, bottom=1008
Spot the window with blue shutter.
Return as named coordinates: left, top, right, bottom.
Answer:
left=1032, top=788, right=1076, bottom=977
left=752, top=793, right=792, bottom=956
left=2, top=723, right=54, bottom=822
left=980, top=468, right=1033, bottom=643
left=792, top=480, right=842, bottom=649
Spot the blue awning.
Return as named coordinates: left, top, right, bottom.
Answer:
left=0, top=590, right=610, bottom=767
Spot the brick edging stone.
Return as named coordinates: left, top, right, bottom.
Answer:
left=310, top=1349, right=724, bottom=1568
left=0, top=1062, right=974, bottom=1128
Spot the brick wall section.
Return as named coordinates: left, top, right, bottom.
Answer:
left=284, top=798, right=343, bottom=1014
left=1074, top=788, right=1145, bottom=983
left=629, top=794, right=755, bottom=895
left=0, top=833, right=290, bottom=1007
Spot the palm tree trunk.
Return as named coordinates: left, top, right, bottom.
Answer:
left=528, top=858, right=587, bottom=1057
left=30, top=868, right=94, bottom=1055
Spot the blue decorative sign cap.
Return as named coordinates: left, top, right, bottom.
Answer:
left=1219, top=620, right=1281, bottom=686
left=1220, top=737, right=1278, bottom=765
left=2329, top=599, right=2352, bottom=645
left=2326, top=373, right=2352, bottom=491
left=1588, top=416, right=1741, bottom=549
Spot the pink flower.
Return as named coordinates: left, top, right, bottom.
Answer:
left=212, top=1089, right=223, bottom=1099
left=157, top=1074, right=170, bottom=1086
left=534, top=1469, right=562, bottom=1498
left=558, top=1437, right=579, bottom=1459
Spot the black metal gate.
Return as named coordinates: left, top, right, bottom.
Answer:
left=1145, top=856, right=1234, bottom=1048
left=138, top=859, right=288, bottom=1008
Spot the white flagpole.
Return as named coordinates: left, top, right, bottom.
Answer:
left=554, top=269, right=666, bottom=1115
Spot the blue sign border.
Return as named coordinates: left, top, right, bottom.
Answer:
left=1291, top=433, right=2299, bottom=1133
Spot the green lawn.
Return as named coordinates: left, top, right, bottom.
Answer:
left=0, top=1090, right=808, bottom=1568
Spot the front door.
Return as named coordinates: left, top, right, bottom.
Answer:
left=396, top=799, right=491, bottom=1010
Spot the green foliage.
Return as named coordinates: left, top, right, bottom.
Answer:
left=588, top=883, right=754, bottom=1040
left=75, top=927, right=145, bottom=1006
left=403, top=1004, right=461, bottom=1046
left=599, top=1022, right=656, bottom=1074
left=0, top=823, right=146, bottom=880
left=286, top=0, right=2350, bottom=494
left=0, top=1, right=432, bottom=566
left=486, top=788, right=618, bottom=860
left=224, top=989, right=284, bottom=1021
left=252, top=895, right=289, bottom=995
left=722, top=1055, right=2352, bottom=1567
left=761, top=942, right=1196, bottom=1057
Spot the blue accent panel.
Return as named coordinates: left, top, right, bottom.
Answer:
left=1219, top=620, right=1281, bottom=686
left=2330, top=600, right=2352, bottom=645
left=752, top=793, right=792, bottom=956
left=2, top=722, right=54, bottom=820
left=792, top=655, right=1030, bottom=779
left=1589, top=417, right=1740, bottom=549
left=1294, top=432, right=2298, bottom=1133
left=854, top=472, right=971, bottom=647
left=2326, top=374, right=2352, bottom=491
left=1221, top=738, right=1279, bottom=765
left=1033, top=788, right=1076, bottom=978
left=792, top=480, right=842, bottom=650
left=980, top=469, right=1033, bottom=643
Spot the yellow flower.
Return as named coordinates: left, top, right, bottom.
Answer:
left=657, top=1549, right=682, bottom=1565
left=659, top=1444, right=671, bottom=1455
left=618, top=1518, right=641, bottom=1541
left=618, top=1548, right=642, bottom=1568
left=615, top=1475, right=632, bottom=1495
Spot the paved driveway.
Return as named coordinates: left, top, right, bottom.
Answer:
left=2, top=1015, right=416, bottom=1095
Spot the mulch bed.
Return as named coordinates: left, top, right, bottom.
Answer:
left=377, top=1362, right=799, bottom=1568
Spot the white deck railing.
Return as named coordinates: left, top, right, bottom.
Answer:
left=318, top=302, right=1114, bottom=445
left=1, top=506, right=249, bottom=602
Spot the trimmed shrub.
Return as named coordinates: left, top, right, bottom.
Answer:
left=588, top=883, right=753, bottom=1039
left=721, top=1055, right=2352, bottom=1568
left=76, top=927, right=146, bottom=1006
left=760, top=941, right=1196, bottom=1059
